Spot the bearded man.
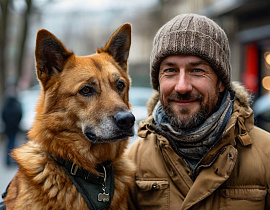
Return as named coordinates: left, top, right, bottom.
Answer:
left=127, top=13, right=270, bottom=210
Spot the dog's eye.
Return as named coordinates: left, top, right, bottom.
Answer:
left=117, top=81, right=125, bottom=92
left=79, top=86, right=95, bottom=96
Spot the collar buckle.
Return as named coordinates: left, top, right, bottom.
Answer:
left=70, top=163, right=78, bottom=175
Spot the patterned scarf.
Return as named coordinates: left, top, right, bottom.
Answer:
left=153, top=90, right=235, bottom=170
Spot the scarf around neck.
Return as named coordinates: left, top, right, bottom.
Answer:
left=153, top=90, right=235, bottom=170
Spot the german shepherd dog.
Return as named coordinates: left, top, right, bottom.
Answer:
left=3, top=24, right=135, bottom=209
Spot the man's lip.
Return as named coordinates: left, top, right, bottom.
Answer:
left=171, top=99, right=198, bottom=105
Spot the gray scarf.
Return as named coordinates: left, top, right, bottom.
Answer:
left=153, top=90, right=234, bottom=170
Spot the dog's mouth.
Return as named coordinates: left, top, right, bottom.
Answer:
left=83, top=111, right=135, bottom=144
left=84, top=129, right=134, bottom=144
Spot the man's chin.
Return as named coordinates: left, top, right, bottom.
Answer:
left=165, top=106, right=206, bottom=130
left=171, top=104, right=199, bottom=117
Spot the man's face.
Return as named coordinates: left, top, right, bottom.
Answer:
left=158, top=55, right=225, bottom=130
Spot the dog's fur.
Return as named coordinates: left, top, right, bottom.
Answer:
left=4, top=24, right=135, bottom=209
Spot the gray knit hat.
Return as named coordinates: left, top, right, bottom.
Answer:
left=150, top=13, right=231, bottom=90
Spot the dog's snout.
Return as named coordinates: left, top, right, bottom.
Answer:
left=114, top=111, right=135, bottom=130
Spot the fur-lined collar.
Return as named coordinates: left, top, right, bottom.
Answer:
left=146, top=81, right=251, bottom=116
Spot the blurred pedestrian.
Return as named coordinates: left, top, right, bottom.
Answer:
left=127, top=13, right=270, bottom=209
left=1, top=84, right=22, bottom=166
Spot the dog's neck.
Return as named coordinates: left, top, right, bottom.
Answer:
left=50, top=154, right=115, bottom=209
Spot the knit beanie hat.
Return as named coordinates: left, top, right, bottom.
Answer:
left=150, top=13, right=231, bottom=90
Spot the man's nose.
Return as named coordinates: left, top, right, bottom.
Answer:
left=174, top=72, right=192, bottom=94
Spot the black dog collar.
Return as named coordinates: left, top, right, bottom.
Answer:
left=52, top=155, right=114, bottom=210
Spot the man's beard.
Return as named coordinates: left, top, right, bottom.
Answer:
left=163, top=90, right=223, bottom=130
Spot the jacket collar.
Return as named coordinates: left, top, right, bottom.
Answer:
left=182, top=145, right=238, bottom=209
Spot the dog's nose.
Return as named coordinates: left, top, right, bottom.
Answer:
left=114, top=111, right=135, bottom=130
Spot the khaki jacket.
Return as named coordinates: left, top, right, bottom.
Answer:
left=127, top=83, right=270, bottom=210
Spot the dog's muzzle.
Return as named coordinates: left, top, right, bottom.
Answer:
left=83, top=111, right=135, bottom=143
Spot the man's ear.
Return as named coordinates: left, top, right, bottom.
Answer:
left=35, top=29, right=73, bottom=88
left=218, top=80, right=225, bottom=93
left=97, top=23, right=131, bottom=70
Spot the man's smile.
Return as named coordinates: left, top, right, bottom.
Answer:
left=171, top=99, right=198, bottom=105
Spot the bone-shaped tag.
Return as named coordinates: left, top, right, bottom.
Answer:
left=98, top=192, right=110, bottom=202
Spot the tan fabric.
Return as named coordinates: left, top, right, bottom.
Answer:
left=126, top=83, right=270, bottom=209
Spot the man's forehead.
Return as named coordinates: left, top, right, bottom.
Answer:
left=160, top=55, right=210, bottom=67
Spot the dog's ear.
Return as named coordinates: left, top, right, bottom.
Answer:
left=35, top=29, right=73, bottom=87
left=97, top=23, right=131, bottom=69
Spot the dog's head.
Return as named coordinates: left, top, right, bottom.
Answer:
left=31, top=24, right=134, bottom=164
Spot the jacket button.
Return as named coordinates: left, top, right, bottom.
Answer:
left=152, top=183, right=160, bottom=190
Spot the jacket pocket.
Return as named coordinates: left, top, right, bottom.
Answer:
left=135, top=178, right=169, bottom=210
left=219, top=186, right=267, bottom=210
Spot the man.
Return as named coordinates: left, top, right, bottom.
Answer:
left=127, top=13, right=270, bottom=209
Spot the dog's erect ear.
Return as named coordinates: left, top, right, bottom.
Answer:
left=97, top=23, right=131, bottom=69
left=35, top=29, right=73, bottom=87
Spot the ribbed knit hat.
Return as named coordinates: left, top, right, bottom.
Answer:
left=150, top=13, right=231, bottom=90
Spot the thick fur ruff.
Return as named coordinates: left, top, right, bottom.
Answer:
left=4, top=24, right=135, bottom=210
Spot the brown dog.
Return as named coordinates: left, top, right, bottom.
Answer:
left=3, top=23, right=135, bottom=210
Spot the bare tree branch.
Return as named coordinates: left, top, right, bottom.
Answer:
left=17, top=0, right=32, bottom=79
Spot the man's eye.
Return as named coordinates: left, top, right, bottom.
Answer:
left=79, top=86, right=95, bottom=96
left=164, top=68, right=176, bottom=73
left=191, top=69, right=204, bottom=74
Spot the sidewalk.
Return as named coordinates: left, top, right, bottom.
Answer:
left=0, top=132, right=27, bottom=202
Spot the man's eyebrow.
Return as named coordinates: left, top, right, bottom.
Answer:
left=160, top=61, right=176, bottom=68
left=189, top=60, right=210, bottom=66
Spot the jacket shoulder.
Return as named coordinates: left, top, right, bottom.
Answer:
left=126, top=132, right=157, bottom=163
left=249, top=126, right=270, bottom=154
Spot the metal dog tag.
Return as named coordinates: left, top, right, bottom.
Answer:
left=98, top=192, right=110, bottom=202
left=98, top=165, right=110, bottom=202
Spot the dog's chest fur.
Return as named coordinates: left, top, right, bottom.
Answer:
left=6, top=141, right=134, bottom=210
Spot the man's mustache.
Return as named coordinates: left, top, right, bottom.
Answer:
left=167, top=91, right=203, bottom=102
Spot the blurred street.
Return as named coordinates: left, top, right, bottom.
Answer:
left=1, top=0, right=270, bottom=205
left=0, top=132, right=27, bottom=202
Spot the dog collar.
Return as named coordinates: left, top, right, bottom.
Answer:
left=52, top=155, right=114, bottom=210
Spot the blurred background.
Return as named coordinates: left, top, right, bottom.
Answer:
left=1, top=0, right=270, bottom=200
